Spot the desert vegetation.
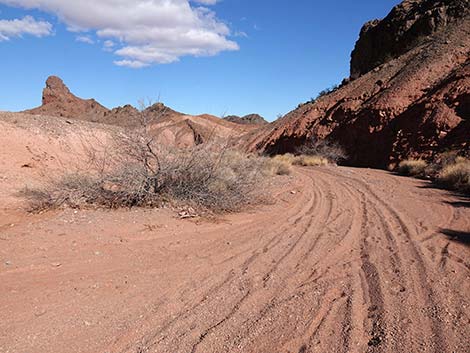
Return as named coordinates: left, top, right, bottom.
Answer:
left=20, top=106, right=289, bottom=214
left=397, top=153, right=470, bottom=194
left=269, top=138, right=347, bottom=168
left=396, top=159, right=428, bottom=177
left=272, top=153, right=328, bottom=167
left=297, top=138, right=347, bottom=164
left=438, top=156, right=470, bottom=193
left=22, top=145, right=281, bottom=213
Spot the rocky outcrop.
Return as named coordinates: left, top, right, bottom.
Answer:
left=26, top=76, right=109, bottom=122
left=224, top=114, right=268, bottom=125
left=246, top=0, right=470, bottom=168
left=351, top=0, right=470, bottom=79
left=23, top=76, right=254, bottom=147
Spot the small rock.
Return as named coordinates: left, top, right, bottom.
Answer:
left=4, top=260, right=12, bottom=266
left=34, top=309, right=47, bottom=317
left=51, top=262, right=62, bottom=267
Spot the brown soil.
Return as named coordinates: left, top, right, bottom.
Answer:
left=1, top=114, right=469, bottom=353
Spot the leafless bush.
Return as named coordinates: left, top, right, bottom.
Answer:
left=22, top=103, right=273, bottom=212
left=297, top=138, right=347, bottom=164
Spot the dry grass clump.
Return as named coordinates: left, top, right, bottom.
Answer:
left=293, top=155, right=329, bottom=167
left=396, top=159, right=428, bottom=177
left=270, top=153, right=329, bottom=168
left=272, top=153, right=296, bottom=164
left=263, top=157, right=292, bottom=175
left=396, top=153, right=470, bottom=194
left=297, top=138, right=347, bottom=164
left=438, top=157, right=470, bottom=193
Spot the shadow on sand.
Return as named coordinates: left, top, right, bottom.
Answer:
left=440, top=229, right=470, bottom=246
left=444, top=200, right=470, bottom=208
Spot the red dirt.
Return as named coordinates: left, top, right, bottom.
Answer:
left=1, top=113, right=469, bottom=353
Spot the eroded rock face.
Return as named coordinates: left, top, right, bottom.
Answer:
left=350, top=0, right=470, bottom=79
left=23, top=76, right=255, bottom=148
left=42, top=76, right=71, bottom=105
left=26, top=76, right=109, bottom=122
left=247, top=0, right=470, bottom=168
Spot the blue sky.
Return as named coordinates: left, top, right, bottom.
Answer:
left=0, top=0, right=400, bottom=121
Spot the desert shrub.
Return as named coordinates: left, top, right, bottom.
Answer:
left=272, top=153, right=296, bottom=164
left=22, top=145, right=271, bottom=212
left=293, top=155, right=329, bottom=167
left=270, top=153, right=329, bottom=168
left=297, top=138, right=347, bottom=164
left=438, top=157, right=470, bottom=193
left=21, top=104, right=277, bottom=213
left=316, top=84, right=340, bottom=99
left=263, top=158, right=292, bottom=175
left=396, top=159, right=428, bottom=177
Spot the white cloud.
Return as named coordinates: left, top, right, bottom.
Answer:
left=76, top=34, right=93, bottom=44
left=192, top=0, right=218, bottom=4
left=114, top=60, right=149, bottom=69
left=0, top=0, right=238, bottom=67
left=103, top=40, right=114, bottom=48
left=0, top=15, right=52, bottom=41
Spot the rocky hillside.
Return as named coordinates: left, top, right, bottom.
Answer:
left=24, top=76, right=252, bottom=147
left=224, top=114, right=268, bottom=125
left=351, top=0, right=470, bottom=79
left=247, top=0, right=469, bottom=168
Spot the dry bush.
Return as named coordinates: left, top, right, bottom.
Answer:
left=438, top=157, right=470, bottom=193
left=297, top=138, right=347, bottom=164
left=22, top=102, right=276, bottom=213
left=396, top=159, right=428, bottom=177
left=263, top=157, right=292, bottom=175
left=22, top=144, right=271, bottom=213
left=396, top=153, right=470, bottom=194
left=271, top=153, right=328, bottom=168
left=293, top=155, right=329, bottom=167
left=272, top=153, right=296, bottom=164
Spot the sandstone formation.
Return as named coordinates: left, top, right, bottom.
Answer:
left=26, top=76, right=109, bottom=122
left=247, top=0, right=470, bottom=168
left=24, top=76, right=252, bottom=147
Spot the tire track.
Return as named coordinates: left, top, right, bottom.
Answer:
left=108, top=166, right=469, bottom=353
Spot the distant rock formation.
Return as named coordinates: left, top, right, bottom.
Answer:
left=224, top=114, right=268, bottom=125
left=246, top=0, right=470, bottom=168
left=26, top=76, right=109, bottom=122
left=23, top=76, right=255, bottom=147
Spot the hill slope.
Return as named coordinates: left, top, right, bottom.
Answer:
left=224, top=114, right=268, bottom=126
left=247, top=0, right=470, bottom=168
left=24, top=76, right=253, bottom=147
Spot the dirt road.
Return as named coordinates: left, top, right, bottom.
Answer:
left=1, top=167, right=469, bottom=353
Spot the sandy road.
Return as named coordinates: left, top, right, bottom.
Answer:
left=1, top=167, right=469, bottom=353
